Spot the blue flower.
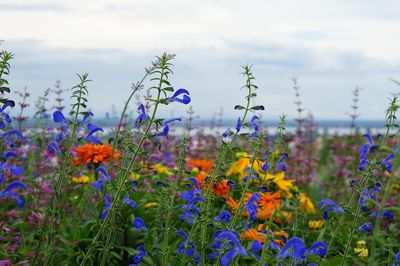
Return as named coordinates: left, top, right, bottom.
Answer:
left=248, top=115, right=260, bottom=138
left=276, top=237, right=306, bottom=263
left=393, top=251, right=400, bottom=266
left=129, top=245, right=147, bottom=266
left=261, top=156, right=269, bottom=172
left=85, top=122, right=104, bottom=138
left=123, top=196, right=137, bottom=209
left=176, top=230, right=200, bottom=265
left=318, top=199, right=344, bottom=220
left=210, top=231, right=247, bottom=266
left=168, top=88, right=191, bottom=104
left=277, top=153, right=288, bottom=172
left=213, top=210, right=231, bottom=223
left=100, top=194, right=112, bottom=220
left=222, top=128, right=233, bottom=138
left=180, top=177, right=201, bottom=202
left=133, top=217, right=148, bottom=231
left=236, top=117, right=242, bottom=132
left=136, top=104, right=148, bottom=124
left=358, top=222, right=372, bottom=233
left=276, top=237, right=327, bottom=264
left=252, top=105, right=265, bottom=110
left=359, top=134, right=378, bottom=171
left=251, top=240, right=263, bottom=260
left=359, top=183, right=381, bottom=211
left=370, top=209, right=394, bottom=220
left=381, top=145, right=397, bottom=173
left=48, top=141, right=61, bottom=154
left=179, top=196, right=206, bottom=224
left=0, top=100, right=15, bottom=128
left=304, top=241, right=328, bottom=257
left=155, top=118, right=181, bottom=141
left=0, top=181, right=27, bottom=207
left=92, top=167, right=111, bottom=191
left=244, top=193, right=260, bottom=222
left=1, top=129, right=26, bottom=148
left=53, top=110, right=67, bottom=123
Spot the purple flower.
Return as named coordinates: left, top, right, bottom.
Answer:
left=168, top=88, right=191, bottom=104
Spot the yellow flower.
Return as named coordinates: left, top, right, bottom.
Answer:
left=130, top=173, right=140, bottom=180
left=299, top=193, right=316, bottom=214
left=391, top=183, right=400, bottom=192
left=151, top=163, right=173, bottom=176
left=265, top=172, right=295, bottom=198
left=357, top=240, right=366, bottom=246
left=308, top=220, right=324, bottom=230
left=354, top=247, right=368, bottom=257
left=354, top=240, right=368, bottom=257
left=227, top=152, right=265, bottom=178
left=144, top=202, right=158, bottom=208
left=71, top=175, right=91, bottom=184
left=191, top=167, right=200, bottom=174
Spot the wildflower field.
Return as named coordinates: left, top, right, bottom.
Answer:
left=0, top=50, right=399, bottom=266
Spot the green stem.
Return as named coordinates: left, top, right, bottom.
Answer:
left=82, top=68, right=165, bottom=266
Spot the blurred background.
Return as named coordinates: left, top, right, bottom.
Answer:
left=1, top=0, right=400, bottom=122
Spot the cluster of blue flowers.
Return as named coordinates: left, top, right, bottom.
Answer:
left=0, top=100, right=27, bottom=207
left=179, top=178, right=205, bottom=224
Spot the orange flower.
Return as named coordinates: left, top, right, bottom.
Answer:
left=195, top=172, right=230, bottom=197
left=241, top=228, right=266, bottom=243
left=241, top=225, right=288, bottom=245
left=72, top=144, right=120, bottom=166
left=226, top=192, right=291, bottom=223
left=187, top=158, right=214, bottom=172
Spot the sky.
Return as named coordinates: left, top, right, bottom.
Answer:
left=1, top=0, right=400, bottom=121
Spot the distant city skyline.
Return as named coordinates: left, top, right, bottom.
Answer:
left=2, top=0, right=400, bottom=121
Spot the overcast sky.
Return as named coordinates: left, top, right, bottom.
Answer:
left=2, top=0, right=400, bottom=121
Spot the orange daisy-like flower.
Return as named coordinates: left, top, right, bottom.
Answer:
left=72, top=143, right=121, bottom=166
left=187, top=158, right=214, bottom=173
left=194, top=172, right=230, bottom=197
